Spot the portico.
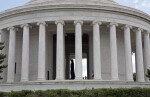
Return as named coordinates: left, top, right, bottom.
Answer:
left=1, top=20, right=148, bottom=83
left=0, top=1, right=150, bottom=91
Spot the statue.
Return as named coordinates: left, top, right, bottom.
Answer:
left=71, top=60, right=75, bottom=79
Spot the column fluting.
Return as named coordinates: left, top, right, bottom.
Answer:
left=7, top=27, right=17, bottom=83
left=135, top=28, right=145, bottom=82
left=123, top=25, right=133, bottom=81
left=55, top=20, right=65, bottom=80
left=88, top=32, right=93, bottom=79
left=21, top=24, right=30, bottom=82
left=92, top=21, right=102, bottom=80
left=143, top=31, right=150, bottom=82
left=74, top=20, right=83, bottom=80
left=110, top=23, right=119, bottom=81
left=37, top=22, right=46, bottom=81
left=49, top=33, right=53, bottom=80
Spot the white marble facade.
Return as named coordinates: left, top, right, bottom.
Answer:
left=0, top=0, right=150, bottom=83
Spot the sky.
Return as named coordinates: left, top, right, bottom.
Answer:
left=0, top=0, right=148, bottom=76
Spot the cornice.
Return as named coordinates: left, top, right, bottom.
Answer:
left=0, top=4, right=150, bottom=23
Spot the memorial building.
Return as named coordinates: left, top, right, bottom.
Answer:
left=0, top=0, right=150, bottom=91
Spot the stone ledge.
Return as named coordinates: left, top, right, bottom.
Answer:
left=0, top=81, right=150, bottom=92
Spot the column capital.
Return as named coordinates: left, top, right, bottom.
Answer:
left=110, top=22, right=118, bottom=26
left=143, top=30, right=150, bottom=34
left=92, top=21, right=102, bottom=26
left=21, top=24, right=32, bottom=28
left=55, top=20, right=65, bottom=25
left=121, top=25, right=132, bottom=30
left=74, top=20, right=83, bottom=25
left=37, top=22, right=47, bottom=26
left=133, top=27, right=143, bottom=32
left=124, top=25, right=132, bottom=29
left=7, top=27, right=18, bottom=31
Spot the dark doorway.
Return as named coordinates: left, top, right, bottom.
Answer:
left=53, top=33, right=89, bottom=80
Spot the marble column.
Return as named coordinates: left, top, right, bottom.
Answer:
left=110, top=23, right=119, bottom=81
left=49, top=33, right=53, bottom=80
left=55, top=20, right=65, bottom=80
left=123, top=25, right=133, bottom=81
left=143, top=31, right=150, bottom=82
left=88, top=32, right=93, bottom=79
left=7, top=27, right=17, bottom=83
left=37, top=22, right=46, bottom=81
left=92, top=21, right=102, bottom=80
left=21, top=24, right=30, bottom=82
left=135, top=28, right=145, bottom=82
left=74, top=21, right=83, bottom=80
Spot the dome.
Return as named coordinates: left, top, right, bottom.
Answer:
left=25, top=0, right=118, bottom=5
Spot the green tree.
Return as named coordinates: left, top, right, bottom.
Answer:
left=0, top=42, right=7, bottom=80
left=133, top=73, right=136, bottom=82
left=146, top=68, right=150, bottom=81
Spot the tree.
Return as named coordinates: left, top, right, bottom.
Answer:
left=146, top=68, right=150, bottom=81
left=133, top=73, right=136, bottom=82
left=0, top=42, right=7, bottom=80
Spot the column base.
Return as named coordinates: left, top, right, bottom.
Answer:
left=55, top=77, right=65, bottom=80
left=137, top=80, right=145, bottom=82
left=111, top=78, right=119, bottom=81
left=93, top=78, right=102, bottom=81
left=126, top=79, right=134, bottom=82
left=21, top=79, right=29, bottom=82
left=6, top=80, right=14, bottom=83
left=37, top=78, right=46, bottom=81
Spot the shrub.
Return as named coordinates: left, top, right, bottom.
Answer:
left=146, top=68, right=150, bottom=80
left=9, top=90, right=34, bottom=97
left=0, top=87, right=150, bottom=97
